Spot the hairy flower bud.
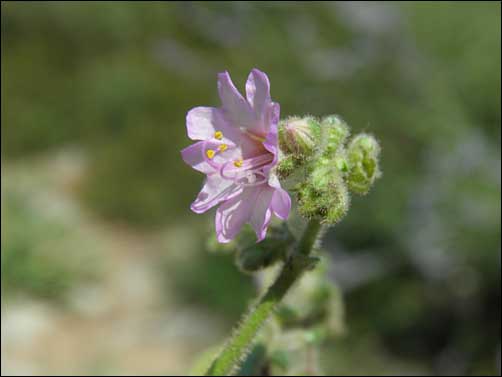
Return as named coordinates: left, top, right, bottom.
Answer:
left=325, top=177, right=350, bottom=224
left=320, top=115, right=350, bottom=157
left=297, top=172, right=350, bottom=225
left=275, top=154, right=297, bottom=180
left=279, top=116, right=321, bottom=159
left=277, top=117, right=322, bottom=182
left=334, top=154, right=349, bottom=174
left=291, top=116, right=353, bottom=225
left=346, top=133, right=381, bottom=195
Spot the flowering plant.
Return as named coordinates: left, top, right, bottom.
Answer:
left=182, top=69, right=381, bottom=375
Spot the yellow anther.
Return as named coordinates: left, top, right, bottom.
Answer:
left=218, top=144, right=228, bottom=152
left=214, top=131, right=223, bottom=140
left=206, top=149, right=216, bottom=159
left=233, top=159, right=243, bottom=168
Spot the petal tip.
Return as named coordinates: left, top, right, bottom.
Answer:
left=217, top=71, right=230, bottom=81
left=255, top=230, right=267, bottom=243
left=190, top=203, right=206, bottom=214
left=251, top=68, right=268, bottom=79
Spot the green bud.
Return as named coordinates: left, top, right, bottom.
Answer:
left=309, top=162, right=332, bottom=190
left=275, top=154, right=297, bottom=180
left=297, top=166, right=350, bottom=225
left=296, top=182, right=322, bottom=220
left=278, top=116, right=321, bottom=158
left=334, top=154, right=349, bottom=174
left=346, top=133, right=381, bottom=195
left=321, top=115, right=350, bottom=156
left=324, top=176, right=350, bottom=225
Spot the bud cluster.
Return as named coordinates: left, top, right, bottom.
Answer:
left=277, top=115, right=381, bottom=225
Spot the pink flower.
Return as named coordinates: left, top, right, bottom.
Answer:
left=181, top=69, right=291, bottom=243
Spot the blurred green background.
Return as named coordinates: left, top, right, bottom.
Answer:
left=1, top=1, right=500, bottom=375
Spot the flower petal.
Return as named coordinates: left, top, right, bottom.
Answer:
left=267, top=175, right=291, bottom=220
left=186, top=107, right=221, bottom=140
left=217, top=71, right=256, bottom=129
left=262, top=102, right=281, bottom=173
left=186, top=106, right=239, bottom=143
left=268, top=101, right=280, bottom=128
left=215, top=189, right=256, bottom=243
left=246, top=69, right=271, bottom=122
left=215, top=186, right=278, bottom=243
left=191, top=174, right=242, bottom=214
left=249, top=187, right=275, bottom=241
left=181, top=141, right=213, bottom=174
left=271, top=187, right=291, bottom=220
left=181, top=139, right=244, bottom=174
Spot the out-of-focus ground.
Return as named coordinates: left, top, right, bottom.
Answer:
left=2, top=150, right=227, bottom=375
left=1, top=2, right=501, bottom=376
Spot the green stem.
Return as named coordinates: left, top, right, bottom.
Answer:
left=206, top=220, right=323, bottom=376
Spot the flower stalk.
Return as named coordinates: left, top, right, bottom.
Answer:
left=205, top=220, right=323, bottom=376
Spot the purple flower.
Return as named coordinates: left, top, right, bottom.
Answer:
left=181, top=69, right=291, bottom=243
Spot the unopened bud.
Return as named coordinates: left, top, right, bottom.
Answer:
left=279, top=116, right=321, bottom=158
left=325, top=176, right=350, bottom=224
left=276, top=154, right=297, bottom=180
left=321, top=115, right=350, bottom=157
left=346, top=133, right=381, bottom=195
left=334, top=154, right=349, bottom=174
left=297, top=173, right=350, bottom=225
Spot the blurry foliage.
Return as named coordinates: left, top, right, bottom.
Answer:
left=1, top=1, right=500, bottom=375
left=165, top=235, right=255, bottom=321
left=1, top=186, right=98, bottom=302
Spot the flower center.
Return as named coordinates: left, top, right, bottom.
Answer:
left=220, top=154, right=273, bottom=187
left=202, top=130, right=273, bottom=187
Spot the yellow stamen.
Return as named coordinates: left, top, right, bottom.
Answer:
left=218, top=144, right=228, bottom=152
left=233, top=159, right=243, bottom=168
left=206, top=149, right=216, bottom=159
left=214, top=131, right=223, bottom=140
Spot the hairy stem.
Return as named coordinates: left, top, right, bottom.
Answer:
left=205, top=220, right=323, bottom=376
